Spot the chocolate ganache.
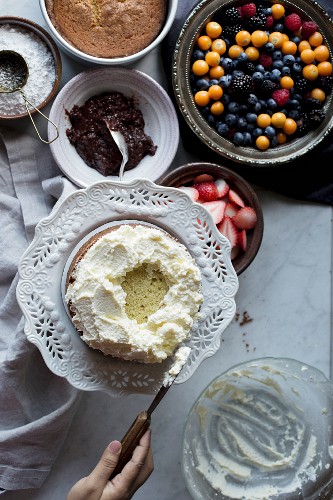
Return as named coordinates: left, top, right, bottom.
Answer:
left=66, top=92, right=157, bottom=176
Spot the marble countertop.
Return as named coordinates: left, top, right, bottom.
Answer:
left=1, top=1, right=332, bottom=499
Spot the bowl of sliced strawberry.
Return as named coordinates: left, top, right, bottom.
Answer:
left=159, top=162, right=264, bottom=275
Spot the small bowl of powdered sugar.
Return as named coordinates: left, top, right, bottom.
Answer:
left=0, top=17, right=61, bottom=119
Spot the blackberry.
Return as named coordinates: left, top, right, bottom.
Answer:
left=244, top=12, right=267, bottom=31
left=297, top=114, right=311, bottom=136
left=293, top=77, right=310, bottom=93
left=223, top=23, right=243, bottom=41
left=221, top=7, right=242, bottom=25
left=318, top=75, right=333, bottom=93
left=257, top=79, right=277, bottom=98
left=244, top=61, right=256, bottom=75
left=303, top=98, right=323, bottom=111
left=308, top=108, right=325, bottom=126
left=229, top=75, right=255, bottom=100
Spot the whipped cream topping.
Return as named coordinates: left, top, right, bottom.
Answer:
left=65, top=225, right=203, bottom=363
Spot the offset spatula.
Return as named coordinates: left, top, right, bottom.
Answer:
left=109, top=377, right=176, bottom=479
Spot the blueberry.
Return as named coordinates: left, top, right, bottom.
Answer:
left=264, top=42, right=275, bottom=53
left=288, top=109, right=300, bottom=120
left=237, top=117, right=248, bottom=130
left=192, top=49, right=205, bottom=60
left=272, top=50, right=282, bottom=61
left=264, top=126, right=276, bottom=139
left=291, top=36, right=301, bottom=44
left=255, top=64, right=265, bottom=73
left=217, top=122, right=230, bottom=137
left=252, top=127, right=263, bottom=138
left=283, top=55, right=295, bottom=66
left=219, top=75, right=232, bottom=88
left=248, top=94, right=258, bottom=106
left=289, top=99, right=300, bottom=109
left=233, top=132, right=244, bottom=145
left=267, top=98, right=278, bottom=110
left=272, top=60, right=284, bottom=70
left=224, top=113, right=237, bottom=126
left=221, top=94, right=231, bottom=105
left=259, top=100, right=268, bottom=111
left=253, top=102, right=262, bottom=113
left=232, top=70, right=244, bottom=78
left=239, top=104, right=248, bottom=115
left=221, top=57, right=234, bottom=70
left=292, top=63, right=302, bottom=74
left=237, top=52, right=248, bottom=63
left=201, top=106, right=210, bottom=117
left=243, top=131, right=253, bottom=145
left=263, top=71, right=271, bottom=80
left=293, top=93, right=302, bottom=102
left=196, top=78, right=210, bottom=90
left=228, top=101, right=240, bottom=113
left=209, top=79, right=219, bottom=86
left=271, top=136, right=279, bottom=147
left=271, top=69, right=281, bottom=81
left=252, top=73, right=263, bottom=85
left=246, top=112, right=257, bottom=123
left=263, top=7, right=272, bottom=14
left=281, top=66, right=291, bottom=76
left=274, top=23, right=284, bottom=32
left=207, top=114, right=216, bottom=126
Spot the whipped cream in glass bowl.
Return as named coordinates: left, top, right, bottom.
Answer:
left=182, top=357, right=333, bottom=499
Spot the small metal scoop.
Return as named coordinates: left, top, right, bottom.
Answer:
left=105, top=121, right=129, bottom=181
left=0, top=50, right=58, bottom=144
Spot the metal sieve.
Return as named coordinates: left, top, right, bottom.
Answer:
left=0, top=50, right=58, bottom=143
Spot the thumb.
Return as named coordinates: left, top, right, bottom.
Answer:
left=88, top=440, right=122, bottom=486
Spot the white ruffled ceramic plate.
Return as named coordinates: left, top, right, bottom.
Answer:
left=16, top=179, right=238, bottom=396
left=48, top=68, right=179, bottom=187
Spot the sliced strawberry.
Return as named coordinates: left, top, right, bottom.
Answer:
left=228, top=189, right=245, bottom=208
left=238, top=229, right=247, bottom=252
left=231, top=245, right=240, bottom=260
left=232, top=206, right=257, bottom=230
left=202, top=200, right=226, bottom=225
left=224, top=202, right=239, bottom=218
left=193, top=173, right=215, bottom=183
left=215, top=178, right=230, bottom=198
left=194, top=181, right=218, bottom=202
left=179, top=186, right=199, bottom=202
left=217, top=216, right=238, bottom=248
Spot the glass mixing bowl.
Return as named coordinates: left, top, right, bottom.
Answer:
left=182, top=357, right=333, bottom=499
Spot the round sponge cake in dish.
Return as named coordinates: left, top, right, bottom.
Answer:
left=45, top=0, right=167, bottom=58
left=65, top=224, right=203, bottom=364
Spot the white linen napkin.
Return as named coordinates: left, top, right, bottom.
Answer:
left=0, top=127, right=81, bottom=493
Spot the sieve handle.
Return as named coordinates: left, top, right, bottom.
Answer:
left=20, top=90, right=59, bottom=144
left=109, top=410, right=151, bottom=480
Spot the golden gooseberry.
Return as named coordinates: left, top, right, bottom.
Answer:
left=228, top=45, right=244, bottom=59
left=314, top=45, right=330, bottom=62
left=271, top=3, right=285, bottom=19
left=205, top=21, right=222, bottom=39
left=302, top=64, right=319, bottom=81
left=268, top=31, right=284, bottom=48
left=197, top=35, right=212, bottom=51
left=211, top=38, right=227, bottom=55
left=317, top=61, right=333, bottom=76
left=205, top=51, right=221, bottom=67
left=276, top=131, right=287, bottom=144
left=194, top=90, right=210, bottom=106
left=271, top=112, right=287, bottom=128
left=210, top=101, right=224, bottom=115
left=251, top=30, right=268, bottom=47
left=282, top=118, right=297, bottom=135
left=209, top=65, right=224, bottom=79
left=309, top=31, right=323, bottom=47
left=192, top=59, right=209, bottom=76
left=281, top=41, right=297, bottom=55
left=310, top=88, right=326, bottom=102
left=298, top=40, right=311, bottom=52
left=245, top=46, right=260, bottom=60
left=235, top=30, right=251, bottom=47
left=208, top=84, right=223, bottom=100
left=300, top=49, right=315, bottom=64
left=257, top=113, right=271, bottom=128
left=280, top=76, right=294, bottom=89
left=256, top=136, right=270, bottom=150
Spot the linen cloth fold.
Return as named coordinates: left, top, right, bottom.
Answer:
left=161, top=0, right=333, bottom=205
left=0, top=127, right=81, bottom=493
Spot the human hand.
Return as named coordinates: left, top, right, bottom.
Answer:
left=67, top=429, right=153, bottom=500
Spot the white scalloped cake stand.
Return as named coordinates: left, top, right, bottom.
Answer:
left=16, top=179, right=239, bottom=396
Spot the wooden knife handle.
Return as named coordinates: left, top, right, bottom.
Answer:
left=109, top=410, right=151, bottom=480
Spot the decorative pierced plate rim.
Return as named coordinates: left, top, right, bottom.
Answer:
left=16, top=179, right=239, bottom=396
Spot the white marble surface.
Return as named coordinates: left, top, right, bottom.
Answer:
left=1, top=1, right=333, bottom=499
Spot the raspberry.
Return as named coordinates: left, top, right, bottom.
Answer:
left=258, top=53, right=273, bottom=68
left=266, top=15, right=274, bottom=28
left=241, top=3, right=256, bottom=18
left=284, top=13, right=302, bottom=32
left=301, top=21, right=318, bottom=39
left=272, top=89, right=290, bottom=107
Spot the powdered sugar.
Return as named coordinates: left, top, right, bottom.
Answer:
left=0, top=23, right=56, bottom=116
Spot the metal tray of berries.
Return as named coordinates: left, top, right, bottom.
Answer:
left=172, top=0, right=333, bottom=166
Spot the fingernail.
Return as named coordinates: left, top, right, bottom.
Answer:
left=108, top=440, right=121, bottom=453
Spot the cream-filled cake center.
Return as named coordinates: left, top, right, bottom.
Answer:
left=122, top=264, right=169, bottom=324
